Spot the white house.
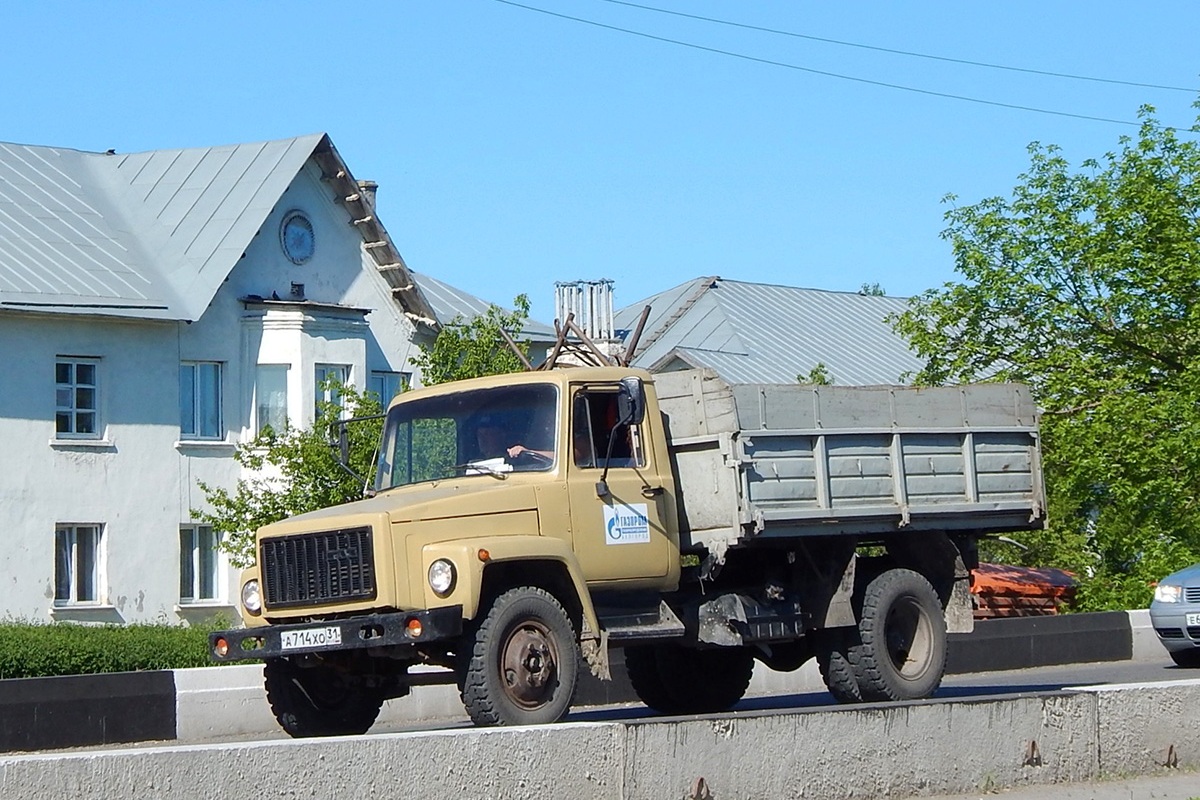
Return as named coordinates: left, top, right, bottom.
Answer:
left=0, top=133, right=537, bottom=625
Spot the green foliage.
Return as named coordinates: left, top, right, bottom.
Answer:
left=799, top=362, right=834, bottom=385
left=858, top=282, right=886, bottom=296
left=0, top=619, right=236, bottom=678
left=195, top=382, right=384, bottom=568
left=893, top=105, right=1200, bottom=610
left=411, top=295, right=532, bottom=385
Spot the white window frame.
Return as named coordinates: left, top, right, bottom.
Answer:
left=179, top=361, right=223, bottom=440
left=55, top=358, right=100, bottom=439
left=179, top=525, right=222, bottom=603
left=54, top=524, right=103, bottom=605
left=315, top=363, right=351, bottom=420
left=255, top=364, right=290, bottom=435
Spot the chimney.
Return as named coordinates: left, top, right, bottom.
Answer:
left=555, top=279, right=616, bottom=341
left=357, top=180, right=378, bottom=209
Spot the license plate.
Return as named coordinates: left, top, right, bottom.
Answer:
left=280, top=625, right=342, bottom=651
left=1187, top=613, right=1200, bottom=626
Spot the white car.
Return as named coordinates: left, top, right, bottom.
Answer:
left=1149, top=562, right=1200, bottom=667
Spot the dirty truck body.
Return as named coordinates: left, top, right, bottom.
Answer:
left=210, top=367, right=1045, bottom=735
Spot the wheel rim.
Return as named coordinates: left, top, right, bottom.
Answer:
left=499, top=619, right=559, bottom=709
left=885, top=595, right=934, bottom=682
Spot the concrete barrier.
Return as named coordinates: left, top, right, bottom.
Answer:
left=2, top=681, right=1197, bottom=800
left=945, top=610, right=1133, bottom=673
left=0, top=671, right=175, bottom=751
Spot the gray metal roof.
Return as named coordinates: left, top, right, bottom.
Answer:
left=0, top=134, right=438, bottom=325
left=614, top=277, right=924, bottom=385
left=412, top=270, right=557, bottom=343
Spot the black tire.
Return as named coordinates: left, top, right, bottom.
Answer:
left=853, top=568, right=947, bottom=702
left=624, top=646, right=682, bottom=713
left=1169, top=649, right=1200, bottom=668
left=263, top=658, right=385, bottom=738
left=460, top=586, right=579, bottom=726
left=814, top=629, right=862, bottom=704
left=624, top=644, right=754, bottom=715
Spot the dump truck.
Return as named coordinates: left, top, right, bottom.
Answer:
left=210, top=366, right=1045, bottom=736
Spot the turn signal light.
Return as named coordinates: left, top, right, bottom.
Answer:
left=406, top=617, right=423, bottom=638
left=477, top=548, right=491, bottom=562
left=214, top=637, right=229, bottom=658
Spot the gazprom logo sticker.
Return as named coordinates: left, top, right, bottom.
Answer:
left=603, top=502, right=651, bottom=545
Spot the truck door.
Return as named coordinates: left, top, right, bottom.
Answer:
left=566, top=387, right=671, bottom=582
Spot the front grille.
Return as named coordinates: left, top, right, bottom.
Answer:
left=261, top=527, right=376, bottom=609
left=1189, top=626, right=1200, bottom=641
left=1186, top=587, right=1200, bottom=603
left=1157, top=627, right=1186, bottom=640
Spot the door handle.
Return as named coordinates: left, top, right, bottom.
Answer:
left=641, top=484, right=664, bottom=498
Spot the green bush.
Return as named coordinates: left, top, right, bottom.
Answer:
left=0, top=619, right=239, bottom=679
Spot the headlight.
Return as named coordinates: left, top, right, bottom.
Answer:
left=241, top=579, right=263, bottom=614
left=1154, top=583, right=1182, bottom=603
left=428, top=559, right=456, bottom=597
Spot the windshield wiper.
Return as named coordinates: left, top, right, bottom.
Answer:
left=453, top=462, right=508, bottom=480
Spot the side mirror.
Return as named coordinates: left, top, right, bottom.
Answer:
left=617, top=376, right=646, bottom=426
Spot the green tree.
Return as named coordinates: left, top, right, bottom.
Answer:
left=798, top=362, right=834, bottom=385
left=411, top=294, right=532, bottom=385
left=196, top=297, right=533, bottom=566
left=893, top=105, right=1200, bottom=610
left=195, top=382, right=384, bottom=567
left=858, top=282, right=886, bottom=296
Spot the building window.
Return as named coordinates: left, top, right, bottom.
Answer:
left=55, top=359, right=99, bottom=437
left=55, top=524, right=102, bottom=604
left=315, top=364, right=350, bottom=419
left=369, top=370, right=409, bottom=405
left=256, top=365, right=289, bottom=435
left=179, top=362, right=223, bottom=439
left=180, top=525, right=221, bottom=602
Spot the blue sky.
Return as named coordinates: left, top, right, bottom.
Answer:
left=4, top=2, right=1198, bottom=324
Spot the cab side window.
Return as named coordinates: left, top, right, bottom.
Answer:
left=572, top=389, right=644, bottom=468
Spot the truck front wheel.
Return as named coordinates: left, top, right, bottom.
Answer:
left=263, top=657, right=386, bottom=738
left=625, top=644, right=754, bottom=715
left=853, top=568, right=947, bottom=701
left=460, top=586, right=579, bottom=726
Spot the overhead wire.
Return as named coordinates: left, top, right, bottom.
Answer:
left=493, top=0, right=1193, bottom=132
left=597, top=0, right=1198, bottom=94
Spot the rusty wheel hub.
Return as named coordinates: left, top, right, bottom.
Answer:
left=500, top=621, right=558, bottom=708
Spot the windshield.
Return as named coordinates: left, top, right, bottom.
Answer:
left=375, top=383, right=559, bottom=491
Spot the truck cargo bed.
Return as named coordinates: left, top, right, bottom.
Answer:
left=653, top=369, right=1045, bottom=554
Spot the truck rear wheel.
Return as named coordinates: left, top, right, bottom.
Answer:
left=263, top=657, right=385, bottom=738
left=853, top=568, right=947, bottom=701
left=460, top=586, right=579, bottom=726
left=814, top=630, right=862, bottom=704
left=625, top=644, right=754, bottom=715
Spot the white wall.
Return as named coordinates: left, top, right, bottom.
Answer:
left=0, top=159, right=430, bottom=624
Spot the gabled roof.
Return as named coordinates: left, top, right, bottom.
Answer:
left=0, top=134, right=437, bottom=325
left=614, top=276, right=925, bottom=385
left=412, top=270, right=557, bottom=343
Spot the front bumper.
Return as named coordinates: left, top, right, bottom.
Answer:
left=1148, top=603, right=1200, bottom=654
left=209, top=606, right=463, bottom=662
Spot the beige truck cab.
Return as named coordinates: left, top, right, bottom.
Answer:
left=211, top=367, right=1045, bottom=737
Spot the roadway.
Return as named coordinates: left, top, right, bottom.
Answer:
left=380, top=653, right=1194, bottom=734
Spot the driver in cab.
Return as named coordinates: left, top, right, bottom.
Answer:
left=475, top=414, right=552, bottom=467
